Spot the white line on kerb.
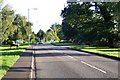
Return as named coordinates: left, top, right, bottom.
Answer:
left=30, top=50, right=34, bottom=78
left=81, top=61, right=107, bottom=74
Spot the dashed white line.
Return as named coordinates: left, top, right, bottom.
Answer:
left=54, top=49, right=107, bottom=74
left=81, top=61, right=107, bottom=74
left=63, top=54, right=77, bottom=61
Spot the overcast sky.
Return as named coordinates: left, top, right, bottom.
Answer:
left=3, top=0, right=67, bottom=33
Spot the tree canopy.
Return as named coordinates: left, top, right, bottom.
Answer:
left=1, top=4, right=38, bottom=44
left=60, top=2, right=119, bottom=47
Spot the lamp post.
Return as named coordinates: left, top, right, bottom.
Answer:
left=28, top=8, right=37, bottom=45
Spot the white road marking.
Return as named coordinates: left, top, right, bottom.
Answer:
left=30, top=50, right=35, bottom=78
left=54, top=49, right=77, bottom=61
left=63, top=53, right=77, bottom=61
left=54, top=48, right=107, bottom=74
left=81, top=61, right=107, bottom=74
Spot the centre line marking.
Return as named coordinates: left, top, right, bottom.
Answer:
left=63, top=54, right=77, bottom=61
left=81, top=61, right=107, bottom=74
left=54, top=49, right=77, bottom=61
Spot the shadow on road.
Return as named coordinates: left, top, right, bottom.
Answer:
left=33, top=46, right=92, bottom=57
left=7, top=67, right=31, bottom=72
left=34, top=52, right=92, bottom=57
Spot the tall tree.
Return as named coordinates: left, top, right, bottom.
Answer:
left=30, top=32, right=39, bottom=43
left=2, top=5, right=15, bottom=43
left=13, top=14, right=33, bottom=42
left=37, top=29, right=45, bottom=41
left=50, top=23, right=64, bottom=40
left=61, top=2, right=119, bottom=47
left=61, top=3, right=93, bottom=43
left=44, top=28, right=60, bottom=42
left=96, top=2, right=118, bottom=47
left=0, top=0, right=3, bottom=45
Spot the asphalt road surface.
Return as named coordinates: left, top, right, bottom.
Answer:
left=33, top=43, right=119, bottom=79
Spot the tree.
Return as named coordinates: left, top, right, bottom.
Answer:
left=1, top=4, right=38, bottom=44
left=95, top=2, right=118, bottom=47
left=61, top=2, right=119, bottom=47
left=50, top=23, right=64, bottom=40
left=44, top=28, right=60, bottom=42
left=30, top=32, right=39, bottom=43
left=61, top=3, right=93, bottom=43
left=13, top=14, right=33, bottom=42
left=0, top=0, right=3, bottom=45
left=37, top=29, right=45, bottom=41
left=2, top=5, right=15, bottom=43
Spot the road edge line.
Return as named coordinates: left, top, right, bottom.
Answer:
left=30, top=46, right=35, bottom=79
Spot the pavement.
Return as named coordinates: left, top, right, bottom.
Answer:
left=2, top=46, right=34, bottom=80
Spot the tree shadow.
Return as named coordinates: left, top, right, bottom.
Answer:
left=2, top=47, right=28, bottom=51
left=0, top=51, right=23, bottom=56
left=27, top=47, right=68, bottom=51
left=75, top=46, right=109, bottom=49
left=65, top=53, right=92, bottom=56
left=1, top=51, right=32, bottom=56
left=34, top=52, right=92, bottom=57
left=7, top=67, right=31, bottom=72
left=10, top=67, right=32, bottom=69
left=99, top=50, right=120, bottom=52
left=35, top=53, right=65, bottom=57
left=20, top=52, right=32, bottom=56
left=0, top=66, right=10, bottom=70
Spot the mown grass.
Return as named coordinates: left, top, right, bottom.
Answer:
left=53, top=42, right=119, bottom=58
left=0, top=45, right=29, bottom=78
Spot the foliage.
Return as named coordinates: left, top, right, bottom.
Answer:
left=1, top=5, right=38, bottom=44
left=37, top=29, right=45, bottom=41
left=44, top=23, right=63, bottom=42
left=60, top=2, right=119, bottom=47
left=44, top=29, right=59, bottom=42
left=2, top=5, right=15, bottom=42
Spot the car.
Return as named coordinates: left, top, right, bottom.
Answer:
left=39, top=42, right=42, bottom=44
left=38, top=41, right=43, bottom=44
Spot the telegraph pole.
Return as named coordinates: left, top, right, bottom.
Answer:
left=28, top=9, right=30, bottom=45
left=0, top=2, right=2, bottom=46
left=28, top=8, right=37, bottom=45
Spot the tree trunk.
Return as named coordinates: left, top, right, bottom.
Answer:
left=108, top=38, right=114, bottom=48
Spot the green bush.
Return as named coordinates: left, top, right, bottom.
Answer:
left=7, top=40, right=15, bottom=45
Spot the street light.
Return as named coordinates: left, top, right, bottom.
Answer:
left=28, top=8, right=37, bottom=45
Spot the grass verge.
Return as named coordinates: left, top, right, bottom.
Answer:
left=53, top=42, right=119, bottom=58
left=0, top=45, right=29, bottom=78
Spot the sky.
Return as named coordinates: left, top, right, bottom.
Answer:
left=3, top=0, right=67, bottom=33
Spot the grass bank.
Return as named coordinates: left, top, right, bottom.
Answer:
left=53, top=42, right=119, bottom=58
left=0, top=44, right=29, bottom=78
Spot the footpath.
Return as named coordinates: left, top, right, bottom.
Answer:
left=2, top=46, right=35, bottom=80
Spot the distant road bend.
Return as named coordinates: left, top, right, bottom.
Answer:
left=33, top=43, right=118, bottom=78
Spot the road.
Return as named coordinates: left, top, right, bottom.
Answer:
left=33, top=43, right=119, bottom=79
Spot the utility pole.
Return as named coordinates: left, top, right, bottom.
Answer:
left=28, top=8, right=37, bottom=45
left=0, top=2, right=2, bottom=46
left=28, top=9, right=30, bottom=45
